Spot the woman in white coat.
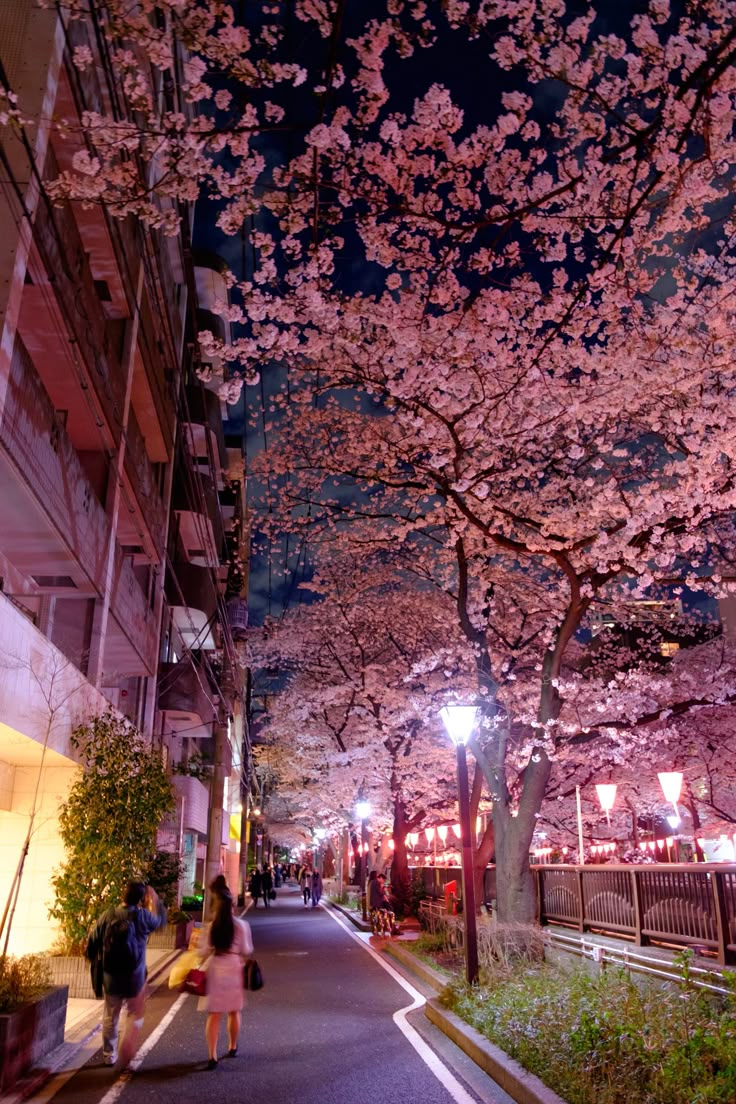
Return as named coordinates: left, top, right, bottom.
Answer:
left=200, top=887, right=254, bottom=1069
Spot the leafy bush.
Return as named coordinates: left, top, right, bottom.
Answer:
left=181, top=895, right=203, bottom=912
left=0, top=955, right=53, bottom=1013
left=143, top=849, right=184, bottom=910
left=167, top=908, right=192, bottom=925
left=408, top=871, right=427, bottom=916
left=443, top=952, right=736, bottom=1104
left=49, top=711, right=173, bottom=951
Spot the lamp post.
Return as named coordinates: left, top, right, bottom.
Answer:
left=440, top=705, right=479, bottom=986
left=356, top=800, right=371, bottom=921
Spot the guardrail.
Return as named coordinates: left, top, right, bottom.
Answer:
left=544, top=929, right=733, bottom=995
left=534, top=863, right=736, bottom=965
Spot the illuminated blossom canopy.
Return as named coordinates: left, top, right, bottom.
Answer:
left=18, top=0, right=736, bottom=920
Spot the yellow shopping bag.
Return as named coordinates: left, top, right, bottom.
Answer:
left=168, top=949, right=202, bottom=990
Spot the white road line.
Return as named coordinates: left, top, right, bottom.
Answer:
left=96, top=992, right=188, bottom=1104
left=323, top=906, right=477, bottom=1104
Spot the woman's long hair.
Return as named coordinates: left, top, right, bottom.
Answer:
left=210, top=889, right=235, bottom=951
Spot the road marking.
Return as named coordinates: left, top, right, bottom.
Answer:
left=323, top=906, right=477, bottom=1104
left=96, top=992, right=188, bottom=1104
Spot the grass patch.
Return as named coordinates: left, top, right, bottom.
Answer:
left=411, top=933, right=461, bottom=976
left=442, top=952, right=736, bottom=1104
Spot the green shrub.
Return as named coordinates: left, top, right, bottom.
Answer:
left=49, top=711, right=173, bottom=952
left=181, top=895, right=203, bottom=911
left=0, top=955, right=53, bottom=1013
left=443, top=954, right=736, bottom=1104
left=415, top=931, right=453, bottom=955
left=144, top=849, right=184, bottom=910
left=408, top=871, right=427, bottom=916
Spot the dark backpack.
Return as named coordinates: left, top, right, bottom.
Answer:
left=102, top=908, right=138, bottom=976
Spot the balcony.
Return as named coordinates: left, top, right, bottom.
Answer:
left=121, top=406, right=167, bottom=560
left=173, top=774, right=209, bottom=836
left=183, top=384, right=227, bottom=483
left=107, top=546, right=159, bottom=677
left=158, top=658, right=218, bottom=735
left=0, top=335, right=108, bottom=593
left=25, top=147, right=126, bottom=447
left=171, top=465, right=224, bottom=569
left=165, top=559, right=219, bottom=651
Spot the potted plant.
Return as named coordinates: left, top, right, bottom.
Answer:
left=170, top=909, right=194, bottom=949
left=0, top=954, right=68, bottom=1092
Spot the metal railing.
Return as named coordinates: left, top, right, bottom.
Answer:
left=545, top=929, right=733, bottom=996
left=534, top=863, right=736, bottom=965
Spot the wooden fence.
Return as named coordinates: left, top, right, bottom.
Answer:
left=534, top=863, right=736, bottom=965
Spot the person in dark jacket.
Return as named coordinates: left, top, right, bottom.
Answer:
left=310, top=868, right=322, bottom=907
left=260, top=864, right=273, bottom=908
left=248, top=867, right=262, bottom=906
left=86, top=881, right=166, bottom=1068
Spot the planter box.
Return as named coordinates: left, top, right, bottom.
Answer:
left=148, top=919, right=194, bottom=950
left=0, top=985, right=68, bottom=1093
left=45, top=956, right=94, bottom=999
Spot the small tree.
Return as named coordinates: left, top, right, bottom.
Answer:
left=49, top=711, right=173, bottom=951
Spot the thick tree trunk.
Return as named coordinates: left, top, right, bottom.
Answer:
left=390, top=798, right=411, bottom=917
left=493, top=815, right=538, bottom=924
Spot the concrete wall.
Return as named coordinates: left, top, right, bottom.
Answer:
left=0, top=592, right=111, bottom=954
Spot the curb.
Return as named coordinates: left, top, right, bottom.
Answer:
left=328, top=899, right=371, bottom=932
left=425, top=1000, right=567, bottom=1104
left=383, top=942, right=567, bottom=1104
left=383, top=939, right=451, bottom=993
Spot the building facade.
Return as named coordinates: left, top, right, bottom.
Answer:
left=0, top=3, right=246, bottom=953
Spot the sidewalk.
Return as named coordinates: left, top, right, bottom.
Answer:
left=1, top=947, right=181, bottom=1104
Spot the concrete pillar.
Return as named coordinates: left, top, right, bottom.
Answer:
left=86, top=271, right=143, bottom=687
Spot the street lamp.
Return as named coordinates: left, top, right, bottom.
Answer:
left=440, top=704, right=479, bottom=985
left=356, top=799, right=371, bottom=921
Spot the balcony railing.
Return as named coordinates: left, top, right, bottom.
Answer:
left=535, top=863, right=736, bottom=965
left=109, top=545, right=159, bottom=675
left=0, top=334, right=109, bottom=590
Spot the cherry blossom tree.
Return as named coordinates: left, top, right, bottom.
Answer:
left=17, top=1, right=736, bottom=922
left=250, top=557, right=481, bottom=911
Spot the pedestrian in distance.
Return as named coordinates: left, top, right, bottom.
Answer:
left=85, top=881, right=166, bottom=1069
left=299, top=864, right=312, bottom=908
left=199, top=886, right=254, bottom=1069
left=248, top=866, right=262, bottom=907
left=311, top=868, right=322, bottom=908
left=260, top=863, right=274, bottom=908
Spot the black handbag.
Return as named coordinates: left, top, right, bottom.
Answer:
left=269, top=889, right=276, bottom=900
left=243, top=958, right=264, bottom=991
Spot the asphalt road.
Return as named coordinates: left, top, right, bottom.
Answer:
left=36, top=886, right=514, bottom=1104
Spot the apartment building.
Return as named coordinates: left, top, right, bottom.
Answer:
left=0, top=4, right=246, bottom=952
